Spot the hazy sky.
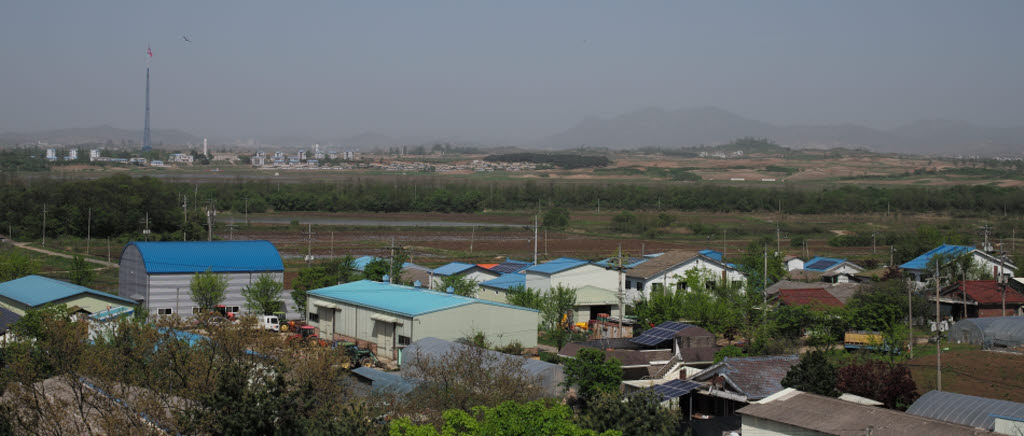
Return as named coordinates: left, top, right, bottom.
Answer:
left=3, top=1, right=1024, bottom=142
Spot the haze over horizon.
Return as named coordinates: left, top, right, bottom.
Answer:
left=4, top=1, right=1024, bottom=145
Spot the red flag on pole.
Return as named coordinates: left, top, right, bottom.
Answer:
left=148, top=45, right=153, bottom=57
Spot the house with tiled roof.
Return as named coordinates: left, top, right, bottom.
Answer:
left=559, top=322, right=719, bottom=381
left=689, top=355, right=800, bottom=417
left=776, top=288, right=845, bottom=309
left=934, top=280, right=1024, bottom=319
left=623, top=250, right=746, bottom=302
left=901, top=244, right=1017, bottom=286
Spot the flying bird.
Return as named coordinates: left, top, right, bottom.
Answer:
left=183, top=35, right=191, bottom=42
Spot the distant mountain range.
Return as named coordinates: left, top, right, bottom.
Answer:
left=541, top=107, right=1024, bottom=155
left=5, top=107, right=1024, bottom=156
left=0, top=125, right=201, bottom=147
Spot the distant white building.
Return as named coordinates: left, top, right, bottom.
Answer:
left=45, top=148, right=56, bottom=161
left=89, top=149, right=101, bottom=161
left=67, top=149, right=78, bottom=160
left=343, top=150, right=356, bottom=160
left=169, top=153, right=194, bottom=164
left=297, top=150, right=307, bottom=160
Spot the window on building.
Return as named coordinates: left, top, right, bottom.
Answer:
left=706, top=280, right=716, bottom=290
left=399, top=335, right=411, bottom=346
left=309, top=312, right=319, bottom=323
left=626, top=280, right=632, bottom=289
left=676, top=281, right=688, bottom=292
left=651, top=283, right=664, bottom=296
left=157, top=308, right=173, bottom=315
left=192, top=307, right=201, bottom=314
left=226, top=306, right=240, bottom=313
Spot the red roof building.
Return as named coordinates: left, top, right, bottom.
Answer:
left=941, top=280, right=1024, bottom=318
left=776, top=288, right=844, bottom=309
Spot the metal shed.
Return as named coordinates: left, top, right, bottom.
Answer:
left=948, top=316, right=1024, bottom=348
left=118, top=241, right=284, bottom=318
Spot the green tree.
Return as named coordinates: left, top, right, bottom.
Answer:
left=714, top=345, right=744, bottom=363
left=610, top=212, right=638, bottom=233
left=241, top=273, right=284, bottom=314
left=781, top=351, right=838, bottom=397
left=578, top=390, right=677, bottom=436
left=363, top=258, right=389, bottom=282
left=561, top=348, right=623, bottom=407
left=390, top=400, right=616, bottom=436
left=737, top=238, right=786, bottom=293
left=439, top=274, right=480, bottom=297
left=0, top=249, right=36, bottom=282
left=845, top=280, right=927, bottom=332
left=543, top=207, right=570, bottom=230
left=506, top=285, right=544, bottom=309
left=324, top=255, right=360, bottom=284
left=189, top=269, right=228, bottom=312
left=292, top=266, right=333, bottom=317
left=68, top=255, right=94, bottom=287
left=836, top=361, right=919, bottom=410
left=541, top=285, right=578, bottom=350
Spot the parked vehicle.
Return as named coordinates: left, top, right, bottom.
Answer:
left=287, top=325, right=327, bottom=346
left=279, top=320, right=308, bottom=333
left=258, top=315, right=280, bottom=331
left=335, top=341, right=379, bottom=368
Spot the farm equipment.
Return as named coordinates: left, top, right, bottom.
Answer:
left=845, top=330, right=901, bottom=354
left=214, top=305, right=237, bottom=321
left=279, top=320, right=309, bottom=333
left=287, top=325, right=327, bottom=346
left=335, top=341, right=379, bottom=368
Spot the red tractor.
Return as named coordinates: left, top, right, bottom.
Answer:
left=287, top=325, right=327, bottom=346
left=213, top=305, right=237, bottom=321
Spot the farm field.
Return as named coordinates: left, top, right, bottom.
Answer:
left=907, top=348, right=1024, bottom=402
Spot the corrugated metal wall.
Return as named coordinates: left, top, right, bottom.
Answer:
left=118, top=246, right=148, bottom=301
left=417, top=303, right=538, bottom=348
left=148, top=271, right=283, bottom=316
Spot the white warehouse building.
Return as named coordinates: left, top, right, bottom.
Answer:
left=118, top=241, right=285, bottom=317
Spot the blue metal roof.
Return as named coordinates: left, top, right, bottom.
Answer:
left=900, top=244, right=975, bottom=271
left=479, top=273, right=526, bottom=291
left=699, top=249, right=724, bottom=262
left=802, top=257, right=846, bottom=272
left=431, top=262, right=479, bottom=276
left=309, top=280, right=537, bottom=317
left=524, top=257, right=589, bottom=274
left=125, top=241, right=284, bottom=274
left=353, top=256, right=380, bottom=271
left=594, top=256, right=648, bottom=268
left=0, top=275, right=137, bottom=308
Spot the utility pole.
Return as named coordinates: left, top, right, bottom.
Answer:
left=763, top=244, right=768, bottom=322
left=140, top=212, right=151, bottom=241
left=182, top=195, right=188, bottom=241
left=617, top=244, right=624, bottom=338
left=302, top=224, right=315, bottom=265
left=205, top=204, right=216, bottom=241
left=470, top=225, right=475, bottom=253
left=872, top=231, right=878, bottom=255
left=545, top=228, right=548, bottom=256
left=226, top=219, right=237, bottom=240
left=330, top=231, right=334, bottom=258
left=935, top=258, right=942, bottom=392
left=908, top=282, right=914, bottom=359
left=533, top=215, right=539, bottom=265
left=723, top=229, right=727, bottom=258
left=86, top=208, right=91, bottom=256
left=1000, top=253, right=1008, bottom=315
left=776, top=222, right=780, bottom=254
left=41, top=203, right=46, bottom=247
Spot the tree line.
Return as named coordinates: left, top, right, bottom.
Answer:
left=3, top=174, right=1024, bottom=240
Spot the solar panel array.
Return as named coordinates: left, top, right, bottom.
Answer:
left=805, top=259, right=839, bottom=270
left=490, top=262, right=531, bottom=274
left=650, top=379, right=702, bottom=401
left=630, top=321, right=693, bottom=346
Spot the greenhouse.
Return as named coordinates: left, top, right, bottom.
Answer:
left=948, top=316, right=1024, bottom=348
